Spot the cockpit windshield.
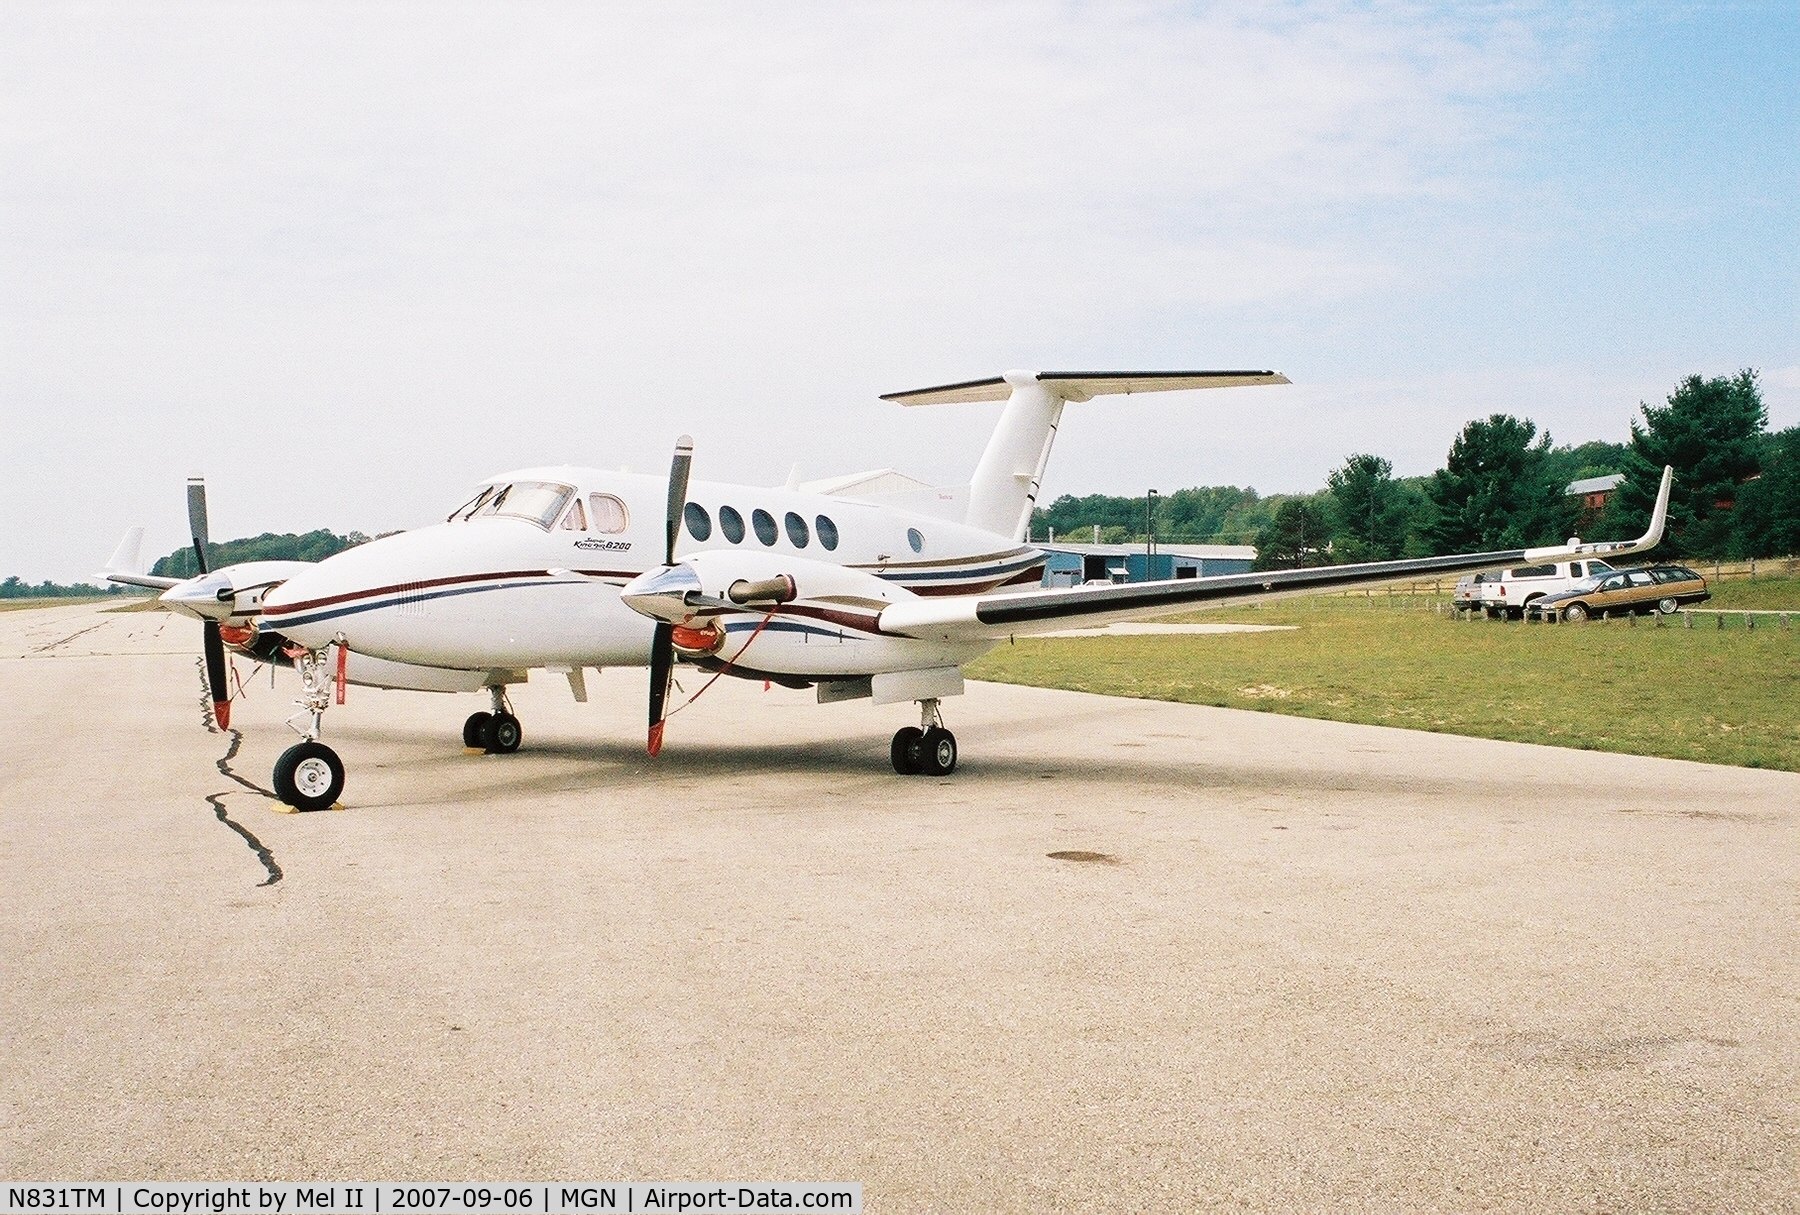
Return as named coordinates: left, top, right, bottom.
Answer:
left=446, top=481, right=575, bottom=529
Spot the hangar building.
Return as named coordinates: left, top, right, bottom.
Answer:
left=1038, top=543, right=1257, bottom=587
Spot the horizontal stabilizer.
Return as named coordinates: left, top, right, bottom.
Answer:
left=883, top=370, right=1289, bottom=406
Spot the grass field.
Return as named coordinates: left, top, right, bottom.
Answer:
left=968, top=575, right=1800, bottom=772
left=0, top=596, right=139, bottom=612
left=1705, top=575, right=1800, bottom=611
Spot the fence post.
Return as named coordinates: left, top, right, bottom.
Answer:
left=1783, top=613, right=1791, bottom=631
left=1717, top=612, right=1725, bottom=630
left=1746, top=613, right=1755, bottom=631
left=1628, top=611, right=1636, bottom=628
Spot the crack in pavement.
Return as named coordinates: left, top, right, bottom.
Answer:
left=28, top=620, right=110, bottom=653
left=196, top=657, right=284, bottom=887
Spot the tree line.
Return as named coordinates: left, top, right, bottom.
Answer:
left=0, top=577, right=138, bottom=600
left=1033, top=369, right=1797, bottom=570
left=148, top=529, right=372, bottom=579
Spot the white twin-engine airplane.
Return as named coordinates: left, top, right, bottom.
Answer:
left=106, top=370, right=1673, bottom=812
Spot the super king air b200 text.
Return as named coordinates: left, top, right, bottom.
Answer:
left=107, top=370, right=1674, bottom=811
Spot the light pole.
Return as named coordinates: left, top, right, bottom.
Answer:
left=1146, top=489, right=1158, bottom=571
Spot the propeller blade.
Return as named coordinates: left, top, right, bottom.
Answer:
left=665, top=435, right=693, bottom=566
left=186, top=476, right=211, bottom=575
left=648, top=434, right=694, bottom=756
left=203, top=618, right=231, bottom=730
left=647, top=621, right=673, bottom=756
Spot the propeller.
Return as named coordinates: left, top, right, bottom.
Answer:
left=187, top=476, right=232, bottom=731
left=646, top=436, right=693, bottom=757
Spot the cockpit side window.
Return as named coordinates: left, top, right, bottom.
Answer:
left=589, top=494, right=629, bottom=534
left=559, top=498, right=587, bottom=531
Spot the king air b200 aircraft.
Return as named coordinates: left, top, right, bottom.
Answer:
left=112, top=371, right=1673, bottom=811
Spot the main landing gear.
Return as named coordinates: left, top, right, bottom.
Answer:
left=462, top=686, right=523, bottom=754
left=273, top=646, right=345, bottom=812
left=891, top=697, right=957, bottom=776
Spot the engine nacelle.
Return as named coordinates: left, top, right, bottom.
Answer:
left=620, top=551, right=912, bottom=626
left=618, top=551, right=992, bottom=680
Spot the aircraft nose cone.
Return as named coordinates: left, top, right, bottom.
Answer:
left=620, top=564, right=703, bottom=623
left=160, top=573, right=234, bottom=621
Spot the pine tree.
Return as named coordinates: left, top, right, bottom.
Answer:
left=1251, top=498, right=1332, bottom=570
left=1607, top=369, right=1766, bottom=558
left=1326, top=453, right=1410, bottom=561
left=1425, top=415, right=1569, bottom=554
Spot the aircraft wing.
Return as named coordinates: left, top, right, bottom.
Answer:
left=879, top=467, right=1673, bottom=641
left=105, top=572, right=182, bottom=590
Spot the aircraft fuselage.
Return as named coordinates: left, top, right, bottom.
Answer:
left=260, top=465, right=1043, bottom=678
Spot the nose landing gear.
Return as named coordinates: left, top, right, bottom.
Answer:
left=891, top=698, right=957, bottom=776
left=273, top=646, right=345, bottom=811
left=464, top=686, right=522, bottom=754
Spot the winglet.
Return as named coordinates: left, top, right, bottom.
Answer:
left=99, top=526, right=182, bottom=590
left=1523, top=465, right=1674, bottom=561
left=1640, top=464, right=1674, bottom=549
left=105, top=526, right=146, bottom=575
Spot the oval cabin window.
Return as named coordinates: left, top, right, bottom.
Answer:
left=907, top=527, right=924, bottom=553
left=751, top=508, right=778, bottom=546
left=719, top=505, right=745, bottom=544
left=815, top=515, right=839, bottom=551
left=784, top=511, right=809, bottom=548
left=684, top=502, right=712, bottom=542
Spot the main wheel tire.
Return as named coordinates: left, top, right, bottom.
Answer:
left=463, top=711, right=492, bottom=748
left=273, top=741, right=344, bottom=812
left=919, top=727, right=957, bottom=776
left=1563, top=603, right=1588, bottom=622
left=891, top=727, right=924, bottom=775
left=1658, top=597, right=1679, bottom=615
left=483, top=712, right=522, bottom=754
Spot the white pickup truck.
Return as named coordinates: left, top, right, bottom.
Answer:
left=1453, top=559, right=1615, bottom=619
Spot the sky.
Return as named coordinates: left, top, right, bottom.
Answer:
left=3, top=1, right=1796, bottom=581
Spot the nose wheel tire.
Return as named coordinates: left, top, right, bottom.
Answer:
left=273, top=741, right=345, bottom=812
left=891, top=727, right=924, bottom=774
left=920, top=727, right=957, bottom=775
left=483, top=711, right=523, bottom=754
left=891, top=726, right=956, bottom=775
left=462, top=711, right=492, bottom=748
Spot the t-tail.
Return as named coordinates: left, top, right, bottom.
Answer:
left=882, top=370, right=1290, bottom=540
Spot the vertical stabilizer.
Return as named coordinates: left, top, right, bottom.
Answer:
left=966, top=371, right=1063, bottom=540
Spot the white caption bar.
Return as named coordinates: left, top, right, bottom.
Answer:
left=3, top=1187, right=861, bottom=1215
